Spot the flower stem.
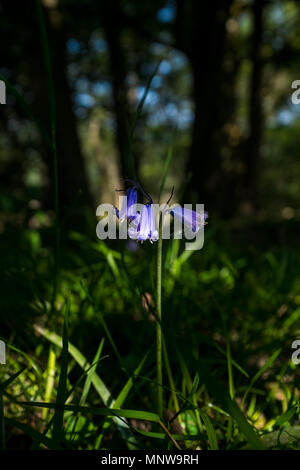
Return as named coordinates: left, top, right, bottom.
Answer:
left=156, top=216, right=163, bottom=418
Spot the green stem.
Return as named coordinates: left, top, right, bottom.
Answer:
left=42, top=345, right=56, bottom=420
left=35, top=0, right=59, bottom=326
left=0, top=392, right=5, bottom=450
left=162, top=338, right=180, bottom=416
left=156, top=217, right=163, bottom=418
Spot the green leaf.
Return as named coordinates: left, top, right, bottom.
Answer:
left=275, top=406, right=297, bottom=428
left=283, top=307, right=300, bottom=330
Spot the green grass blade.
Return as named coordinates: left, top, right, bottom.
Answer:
left=34, top=324, right=136, bottom=445
left=0, top=393, right=5, bottom=450
left=5, top=418, right=59, bottom=450
left=198, top=410, right=219, bottom=450
left=35, top=324, right=111, bottom=405
left=42, top=345, right=56, bottom=420
left=195, top=360, right=264, bottom=449
left=52, top=300, right=70, bottom=446
left=158, top=134, right=176, bottom=202
left=0, top=367, right=26, bottom=392
left=114, top=349, right=150, bottom=409
left=35, top=0, right=60, bottom=310
left=96, top=349, right=150, bottom=449
left=35, top=0, right=56, bottom=131
left=131, top=60, right=161, bottom=139
left=135, top=429, right=203, bottom=441
left=80, top=338, right=105, bottom=406
left=241, top=348, right=281, bottom=407
left=275, top=406, right=297, bottom=428
left=17, top=401, right=160, bottom=423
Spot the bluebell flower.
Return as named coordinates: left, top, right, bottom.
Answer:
left=114, top=180, right=207, bottom=244
left=128, top=204, right=158, bottom=243
left=170, top=207, right=208, bottom=232
left=115, top=187, right=138, bottom=221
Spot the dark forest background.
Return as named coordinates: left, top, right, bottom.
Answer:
left=1, top=0, right=299, bottom=226
left=0, top=0, right=299, bottom=452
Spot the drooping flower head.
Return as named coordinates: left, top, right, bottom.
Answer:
left=115, top=187, right=138, bottom=221
left=128, top=204, right=158, bottom=243
left=170, top=207, right=208, bottom=233
left=114, top=180, right=207, bottom=244
left=115, top=180, right=158, bottom=243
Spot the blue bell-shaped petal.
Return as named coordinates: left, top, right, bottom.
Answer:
left=115, top=188, right=138, bottom=221
left=171, top=207, right=207, bottom=232
left=129, top=204, right=158, bottom=242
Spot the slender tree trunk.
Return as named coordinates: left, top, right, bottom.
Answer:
left=42, top=2, right=93, bottom=216
left=243, top=0, right=264, bottom=212
left=176, top=1, right=233, bottom=211
left=88, top=116, right=120, bottom=205
left=1, top=0, right=93, bottom=224
left=26, top=2, right=93, bottom=227
left=102, top=0, right=136, bottom=180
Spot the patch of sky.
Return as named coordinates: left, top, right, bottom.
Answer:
left=269, top=3, right=285, bottom=26
left=178, top=104, right=194, bottom=128
left=169, top=50, right=188, bottom=69
left=157, top=2, right=176, bottom=23
left=277, top=110, right=293, bottom=125
left=67, top=63, right=81, bottom=78
left=76, top=78, right=90, bottom=93
left=148, top=100, right=193, bottom=129
left=75, top=93, right=95, bottom=108
left=159, top=60, right=172, bottom=75
left=150, top=42, right=168, bottom=56
left=90, top=36, right=108, bottom=52
left=151, top=75, right=163, bottom=88
left=272, top=102, right=300, bottom=127
left=93, top=81, right=112, bottom=95
left=67, top=38, right=81, bottom=54
left=137, top=86, right=159, bottom=106
left=75, top=107, right=88, bottom=119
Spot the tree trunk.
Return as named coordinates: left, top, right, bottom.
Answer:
left=41, top=2, right=93, bottom=219
left=1, top=0, right=93, bottom=225
left=175, top=1, right=233, bottom=211
left=101, top=0, right=136, bottom=181
left=243, top=0, right=265, bottom=212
